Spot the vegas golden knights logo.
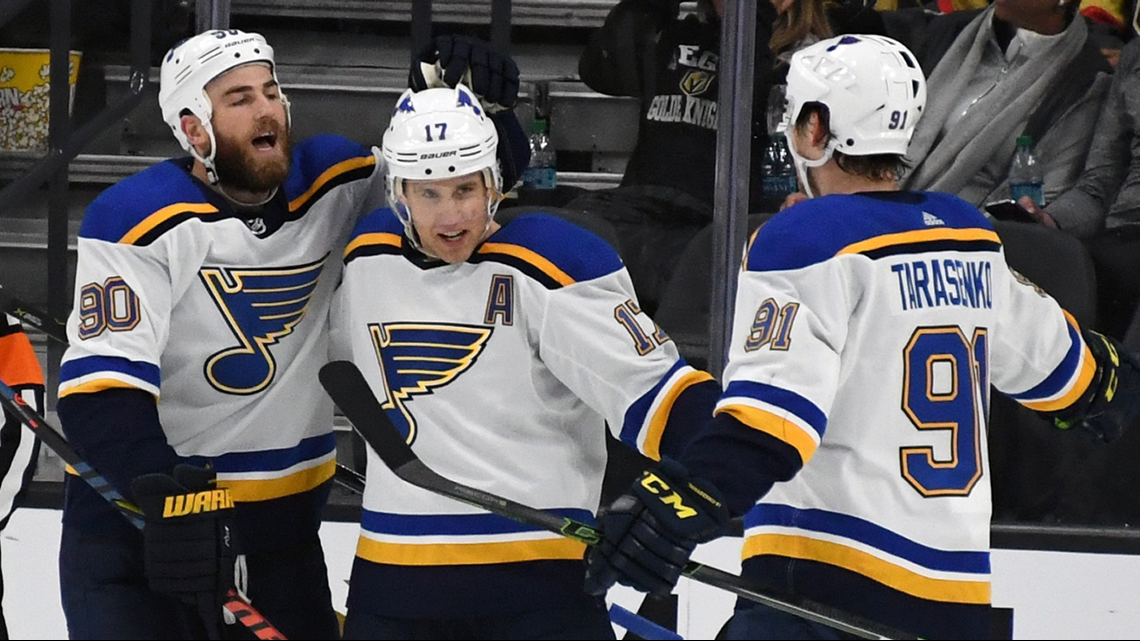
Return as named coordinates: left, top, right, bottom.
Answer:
left=680, top=70, right=714, bottom=97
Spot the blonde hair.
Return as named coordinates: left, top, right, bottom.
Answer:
left=771, top=0, right=834, bottom=55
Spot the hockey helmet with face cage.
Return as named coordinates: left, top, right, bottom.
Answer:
left=785, top=34, right=926, bottom=159
left=381, top=84, right=502, bottom=251
left=158, top=29, right=290, bottom=183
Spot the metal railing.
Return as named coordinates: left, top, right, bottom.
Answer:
left=0, top=0, right=153, bottom=401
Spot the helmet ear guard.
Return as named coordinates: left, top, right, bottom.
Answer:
left=381, top=84, right=502, bottom=252
left=158, top=29, right=290, bottom=184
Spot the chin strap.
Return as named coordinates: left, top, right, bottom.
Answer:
left=787, top=134, right=837, bottom=199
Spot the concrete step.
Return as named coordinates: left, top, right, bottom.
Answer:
left=99, top=32, right=638, bottom=169
left=229, top=0, right=694, bottom=28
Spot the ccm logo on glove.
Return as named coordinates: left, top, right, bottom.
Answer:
left=162, top=488, right=233, bottom=517
left=640, top=473, right=722, bottom=519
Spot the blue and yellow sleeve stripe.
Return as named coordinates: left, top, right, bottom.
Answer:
left=714, top=381, right=826, bottom=465
left=620, top=360, right=715, bottom=460
left=1010, top=310, right=1097, bottom=412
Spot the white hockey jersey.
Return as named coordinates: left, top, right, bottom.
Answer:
left=332, top=210, right=714, bottom=575
left=58, top=135, right=383, bottom=503
left=713, top=191, right=1094, bottom=635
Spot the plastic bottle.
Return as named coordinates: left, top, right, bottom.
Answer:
left=1008, top=134, right=1044, bottom=207
left=761, top=133, right=798, bottom=201
left=762, top=84, right=797, bottom=201
left=522, top=118, right=557, bottom=191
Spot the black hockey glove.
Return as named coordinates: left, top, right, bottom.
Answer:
left=584, top=458, right=729, bottom=596
left=1050, top=329, right=1140, bottom=443
left=409, top=35, right=520, bottom=113
left=131, top=464, right=235, bottom=633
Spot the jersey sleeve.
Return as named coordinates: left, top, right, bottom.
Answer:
left=58, top=231, right=176, bottom=399
left=535, top=252, right=715, bottom=462
left=713, top=257, right=851, bottom=468
left=989, top=263, right=1096, bottom=412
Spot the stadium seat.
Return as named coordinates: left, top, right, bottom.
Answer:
left=991, top=219, right=1097, bottom=328
left=653, top=213, right=774, bottom=371
left=495, top=204, right=621, bottom=251
left=985, top=220, right=1125, bottom=524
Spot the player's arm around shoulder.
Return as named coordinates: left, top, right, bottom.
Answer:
left=498, top=213, right=720, bottom=459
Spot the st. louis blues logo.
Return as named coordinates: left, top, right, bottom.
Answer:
left=200, top=255, right=327, bottom=395
left=368, top=322, right=493, bottom=444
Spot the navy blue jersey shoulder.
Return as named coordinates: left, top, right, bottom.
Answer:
left=282, top=134, right=373, bottom=204
left=79, top=160, right=208, bottom=242
left=745, top=191, right=992, bottom=272
left=350, top=207, right=404, bottom=239
left=479, top=213, right=624, bottom=284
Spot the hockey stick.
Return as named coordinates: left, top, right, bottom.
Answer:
left=334, top=462, right=366, bottom=494
left=0, top=380, right=288, bottom=640
left=0, top=287, right=68, bottom=345
left=608, top=603, right=683, bottom=640
left=317, top=360, right=918, bottom=641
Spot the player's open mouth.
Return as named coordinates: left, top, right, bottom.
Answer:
left=440, top=231, right=466, bottom=242
left=252, top=132, right=278, bottom=151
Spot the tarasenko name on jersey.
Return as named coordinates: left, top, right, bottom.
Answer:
left=745, top=192, right=1002, bottom=315
left=890, top=258, right=993, bottom=311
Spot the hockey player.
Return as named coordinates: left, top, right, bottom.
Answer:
left=0, top=310, right=43, bottom=640
left=329, top=83, right=720, bottom=639
left=55, top=29, right=528, bottom=639
left=584, top=34, right=1140, bottom=640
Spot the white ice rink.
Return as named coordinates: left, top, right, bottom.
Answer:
left=5, top=507, right=1140, bottom=640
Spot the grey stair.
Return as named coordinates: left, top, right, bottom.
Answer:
left=101, top=33, right=639, bottom=164
left=0, top=152, right=621, bottom=192
left=232, top=0, right=621, bottom=27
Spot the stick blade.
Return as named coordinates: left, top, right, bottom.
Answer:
left=319, top=360, right=417, bottom=471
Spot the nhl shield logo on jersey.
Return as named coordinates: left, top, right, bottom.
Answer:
left=368, top=322, right=493, bottom=445
left=199, top=255, right=327, bottom=395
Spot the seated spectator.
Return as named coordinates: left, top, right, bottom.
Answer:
left=838, top=0, right=1112, bottom=208
left=1018, top=36, right=1140, bottom=338
left=569, top=0, right=779, bottom=315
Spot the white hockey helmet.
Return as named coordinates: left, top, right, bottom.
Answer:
left=158, top=29, right=291, bottom=183
left=785, top=34, right=926, bottom=159
left=381, top=84, right=502, bottom=250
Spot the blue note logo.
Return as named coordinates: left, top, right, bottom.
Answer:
left=368, top=322, right=493, bottom=444
left=200, top=255, right=326, bottom=394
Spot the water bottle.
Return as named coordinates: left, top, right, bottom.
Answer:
left=1008, top=134, right=1044, bottom=207
left=523, top=118, right=557, bottom=191
left=761, top=133, right=798, bottom=201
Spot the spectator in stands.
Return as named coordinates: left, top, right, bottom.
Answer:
left=1016, top=35, right=1140, bottom=339
left=771, top=0, right=833, bottom=80
left=837, top=0, right=1112, bottom=208
left=569, top=0, right=778, bottom=315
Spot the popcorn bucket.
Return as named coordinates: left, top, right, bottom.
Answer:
left=0, top=48, right=82, bottom=151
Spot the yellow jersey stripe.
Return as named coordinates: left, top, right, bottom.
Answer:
left=838, top=228, right=1001, bottom=257
left=643, top=369, right=716, bottom=461
left=1022, top=310, right=1097, bottom=412
left=58, top=378, right=155, bottom=398
left=478, top=243, right=576, bottom=287
left=344, top=231, right=402, bottom=259
left=119, top=203, right=219, bottom=245
left=355, top=536, right=587, bottom=566
left=218, top=458, right=335, bottom=502
left=743, top=533, right=991, bottom=604
left=716, top=403, right=819, bottom=464
left=289, top=155, right=377, bottom=212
